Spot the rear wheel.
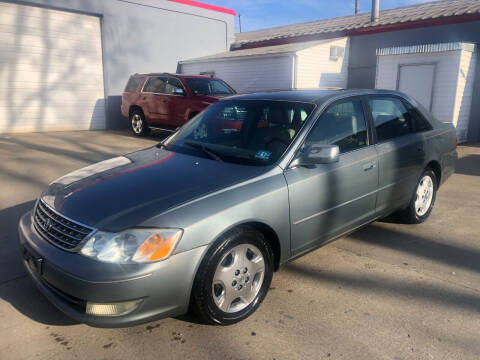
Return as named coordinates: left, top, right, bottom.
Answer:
left=130, top=110, right=150, bottom=137
left=402, top=169, right=437, bottom=224
left=192, top=226, right=273, bottom=325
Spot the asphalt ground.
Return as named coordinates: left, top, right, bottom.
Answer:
left=1, top=130, right=479, bottom=360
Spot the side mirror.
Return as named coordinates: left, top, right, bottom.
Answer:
left=291, top=144, right=340, bottom=167
left=172, top=88, right=185, bottom=96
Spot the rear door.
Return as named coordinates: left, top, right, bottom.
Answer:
left=365, top=95, right=426, bottom=215
left=285, top=97, right=378, bottom=254
left=141, top=76, right=169, bottom=124
left=166, top=77, right=190, bottom=127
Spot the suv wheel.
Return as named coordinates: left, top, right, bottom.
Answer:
left=192, top=226, right=273, bottom=325
left=130, top=110, right=150, bottom=137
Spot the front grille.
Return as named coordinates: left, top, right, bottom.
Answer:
left=33, top=200, right=96, bottom=251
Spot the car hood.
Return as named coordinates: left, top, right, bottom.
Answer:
left=41, top=147, right=266, bottom=232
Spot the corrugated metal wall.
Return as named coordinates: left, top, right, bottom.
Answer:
left=0, top=2, right=105, bottom=132
left=181, top=56, right=293, bottom=93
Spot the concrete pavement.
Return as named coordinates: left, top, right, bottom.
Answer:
left=0, top=130, right=479, bottom=360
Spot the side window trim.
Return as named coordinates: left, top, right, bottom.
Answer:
left=360, top=95, right=376, bottom=146
left=301, top=95, right=371, bottom=155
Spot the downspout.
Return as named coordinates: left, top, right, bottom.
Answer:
left=291, top=54, right=298, bottom=89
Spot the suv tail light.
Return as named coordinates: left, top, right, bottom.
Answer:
left=455, top=137, right=458, bottom=149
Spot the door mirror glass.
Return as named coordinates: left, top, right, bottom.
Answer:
left=172, top=87, right=185, bottom=96
left=292, top=144, right=340, bottom=167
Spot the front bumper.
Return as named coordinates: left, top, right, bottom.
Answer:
left=18, top=211, right=207, bottom=327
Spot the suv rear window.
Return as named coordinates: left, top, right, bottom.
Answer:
left=124, top=76, right=144, bottom=92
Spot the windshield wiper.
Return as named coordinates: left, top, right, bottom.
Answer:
left=183, top=141, right=223, bottom=162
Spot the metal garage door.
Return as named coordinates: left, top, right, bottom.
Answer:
left=397, top=64, right=436, bottom=110
left=0, top=2, right=105, bottom=133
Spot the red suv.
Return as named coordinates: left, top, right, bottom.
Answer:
left=121, top=73, right=236, bottom=136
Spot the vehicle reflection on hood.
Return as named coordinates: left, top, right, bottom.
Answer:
left=41, top=147, right=266, bottom=232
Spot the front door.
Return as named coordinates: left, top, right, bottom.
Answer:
left=285, top=97, right=378, bottom=255
left=166, top=77, right=189, bottom=127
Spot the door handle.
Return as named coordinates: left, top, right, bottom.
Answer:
left=362, top=161, right=375, bottom=171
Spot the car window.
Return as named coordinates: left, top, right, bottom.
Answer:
left=166, top=77, right=185, bottom=94
left=305, top=98, right=368, bottom=153
left=184, top=78, right=234, bottom=95
left=124, top=76, right=144, bottom=92
left=368, top=97, right=413, bottom=142
left=403, top=100, right=433, bottom=132
left=165, top=100, right=315, bottom=166
left=143, top=77, right=167, bottom=94
left=210, top=80, right=232, bottom=94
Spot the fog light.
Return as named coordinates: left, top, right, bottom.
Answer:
left=85, top=299, right=142, bottom=317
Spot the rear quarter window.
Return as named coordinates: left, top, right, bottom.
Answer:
left=124, top=76, right=145, bottom=92
left=403, top=100, right=433, bottom=132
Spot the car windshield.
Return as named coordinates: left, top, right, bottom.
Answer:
left=185, top=78, right=235, bottom=95
left=164, top=100, right=315, bottom=166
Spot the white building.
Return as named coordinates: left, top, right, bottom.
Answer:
left=375, top=43, right=476, bottom=142
left=179, top=38, right=350, bottom=93
left=0, top=0, right=235, bottom=133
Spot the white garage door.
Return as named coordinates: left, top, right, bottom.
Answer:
left=397, top=64, right=436, bottom=110
left=0, top=2, right=105, bottom=133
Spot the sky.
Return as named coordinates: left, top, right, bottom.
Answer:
left=205, top=0, right=434, bottom=33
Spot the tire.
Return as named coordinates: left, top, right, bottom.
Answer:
left=130, top=110, right=150, bottom=137
left=401, top=168, right=438, bottom=224
left=191, top=226, right=274, bottom=325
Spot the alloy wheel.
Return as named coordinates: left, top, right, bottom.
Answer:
left=131, top=114, right=143, bottom=134
left=212, top=244, right=265, bottom=313
left=414, top=175, right=434, bottom=216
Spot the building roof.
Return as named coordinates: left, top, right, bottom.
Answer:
left=233, top=0, right=480, bottom=48
left=180, top=39, right=332, bottom=63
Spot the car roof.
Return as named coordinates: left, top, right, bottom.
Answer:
left=226, top=88, right=408, bottom=104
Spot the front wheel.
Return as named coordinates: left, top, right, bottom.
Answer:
left=402, top=169, right=438, bottom=224
left=191, top=226, right=274, bottom=325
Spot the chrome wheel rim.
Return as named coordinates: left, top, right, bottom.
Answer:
left=415, top=175, right=434, bottom=216
left=131, top=114, right=143, bottom=134
left=212, top=244, right=265, bottom=313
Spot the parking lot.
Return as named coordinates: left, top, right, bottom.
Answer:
left=0, top=130, right=479, bottom=360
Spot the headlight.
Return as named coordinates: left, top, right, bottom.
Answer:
left=80, top=229, right=183, bottom=264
